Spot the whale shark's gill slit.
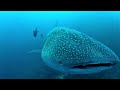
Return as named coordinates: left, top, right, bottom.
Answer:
left=71, top=62, right=116, bottom=69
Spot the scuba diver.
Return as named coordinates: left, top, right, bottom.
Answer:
left=33, top=27, right=38, bottom=37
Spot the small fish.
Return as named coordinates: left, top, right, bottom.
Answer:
left=33, top=27, right=38, bottom=37
left=40, top=33, right=44, bottom=38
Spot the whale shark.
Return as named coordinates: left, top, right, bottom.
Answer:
left=29, top=27, right=120, bottom=77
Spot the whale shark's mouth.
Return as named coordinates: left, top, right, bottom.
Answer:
left=71, top=62, right=116, bottom=69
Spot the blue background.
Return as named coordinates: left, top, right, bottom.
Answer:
left=0, top=11, right=120, bottom=79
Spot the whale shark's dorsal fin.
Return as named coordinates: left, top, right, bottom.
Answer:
left=27, top=49, right=41, bottom=54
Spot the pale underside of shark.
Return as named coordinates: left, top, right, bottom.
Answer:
left=29, top=27, right=120, bottom=79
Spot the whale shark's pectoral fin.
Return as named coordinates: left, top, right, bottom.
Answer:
left=55, top=73, right=69, bottom=79
left=27, top=49, right=41, bottom=54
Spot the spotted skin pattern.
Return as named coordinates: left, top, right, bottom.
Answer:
left=41, top=27, right=119, bottom=69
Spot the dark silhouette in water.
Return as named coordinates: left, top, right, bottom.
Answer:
left=55, top=20, right=58, bottom=27
left=33, top=27, right=38, bottom=37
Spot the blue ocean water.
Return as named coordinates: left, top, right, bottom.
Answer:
left=0, top=11, right=120, bottom=79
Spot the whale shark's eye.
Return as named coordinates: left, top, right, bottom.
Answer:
left=71, top=62, right=116, bottom=69
left=58, top=61, right=63, bottom=65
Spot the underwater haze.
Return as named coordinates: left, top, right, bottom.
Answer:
left=0, top=11, right=120, bottom=79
